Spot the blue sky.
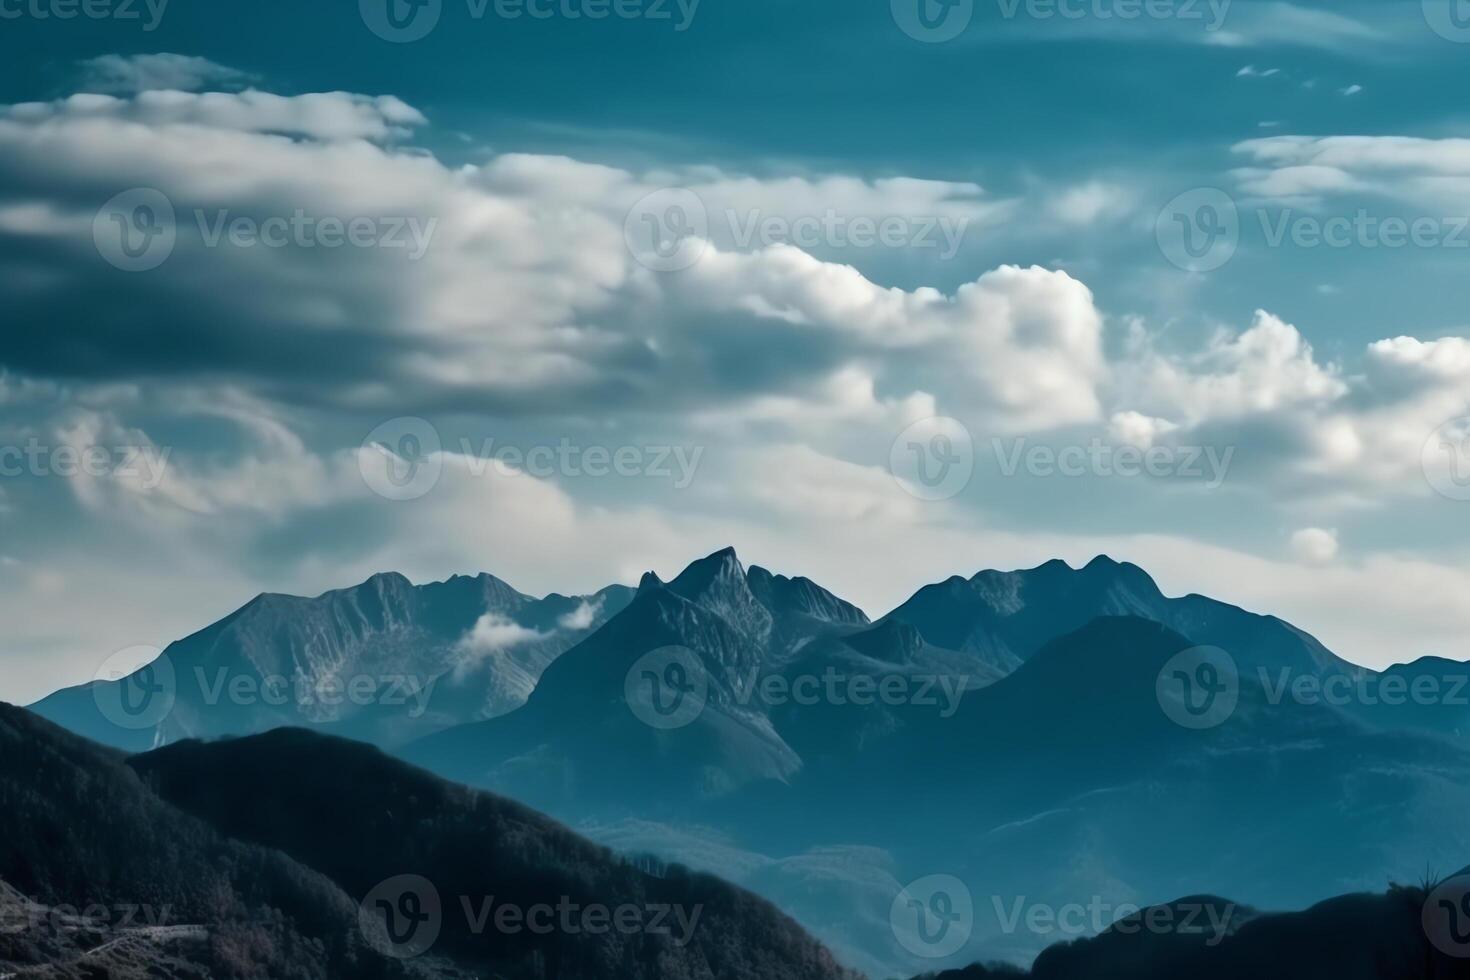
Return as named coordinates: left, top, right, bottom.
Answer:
left=3, top=0, right=1470, bottom=701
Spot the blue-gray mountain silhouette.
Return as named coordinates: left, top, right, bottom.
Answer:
left=402, top=550, right=1470, bottom=976
left=29, top=572, right=634, bottom=751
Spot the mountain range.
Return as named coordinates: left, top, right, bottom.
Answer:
left=23, top=547, right=1470, bottom=976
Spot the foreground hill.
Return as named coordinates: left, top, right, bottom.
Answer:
left=916, top=879, right=1470, bottom=979
left=0, top=703, right=411, bottom=979
left=0, top=703, right=858, bottom=980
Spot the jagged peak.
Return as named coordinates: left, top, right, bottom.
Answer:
left=670, top=547, right=745, bottom=585
left=665, top=548, right=750, bottom=602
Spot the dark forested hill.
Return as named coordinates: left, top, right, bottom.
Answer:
left=1, top=703, right=857, bottom=979
left=129, top=726, right=858, bottom=980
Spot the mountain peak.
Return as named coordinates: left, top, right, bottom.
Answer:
left=665, top=547, right=771, bottom=642
left=667, top=547, right=748, bottom=596
left=358, top=570, right=414, bottom=591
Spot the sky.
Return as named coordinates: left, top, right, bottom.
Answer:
left=3, top=0, right=1470, bottom=703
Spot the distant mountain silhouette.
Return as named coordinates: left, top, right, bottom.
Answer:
left=402, top=554, right=1470, bottom=976
left=876, top=555, right=1357, bottom=681
left=1, top=702, right=858, bottom=979
left=29, top=572, right=633, bottom=751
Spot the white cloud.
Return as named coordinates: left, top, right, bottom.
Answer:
left=1046, top=181, right=1133, bottom=226
left=557, top=597, right=604, bottom=631
left=1204, top=3, right=1387, bottom=52
left=1233, top=134, right=1470, bottom=211
left=76, top=54, right=254, bottom=95
left=1291, top=527, right=1339, bottom=564
left=1114, top=310, right=1346, bottom=427
left=457, top=613, right=548, bottom=654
